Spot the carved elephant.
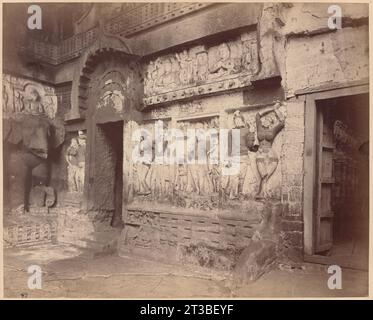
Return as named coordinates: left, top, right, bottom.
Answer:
left=3, top=113, right=65, bottom=213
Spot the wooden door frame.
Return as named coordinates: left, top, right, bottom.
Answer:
left=302, top=84, right=369, bottom=263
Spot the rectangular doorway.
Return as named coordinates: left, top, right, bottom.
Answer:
left=93, top=121, right=124, bottom=226
left=304, top=88, right=369, bottom=270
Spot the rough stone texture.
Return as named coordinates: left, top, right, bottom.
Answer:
left=119, top=202, right=268, bottom=271
left=234, top=240, right=277, bottom=283
left=3, top=214, right=58, bottom=248
left=119, top=201, right=284, bottom=281
left=128, top=3, right=262, bottom=56
left=232, top=201, right=283, bottom=283
left=279, top=98, right=305, bottom=253
left=281, top=3, right=368, bottom=37
left=56, top=207, right=93, bottom=247
left=285, top=25, right=369, bottom=96
left=56, top=208, right=120, bottom=254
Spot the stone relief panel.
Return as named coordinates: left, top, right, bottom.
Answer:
left=2, top=74, right=65, bottom=214
left=3, top=74, right=58, bottom=120
left=143, top=31, right=259, bottom=106
left=127, top=101, right=286, bottom=212
left=232, top=104, right=286, bottom=200
left=65, top=131, right=87, bottom=193
left=95, top=71, right=128, bottom=115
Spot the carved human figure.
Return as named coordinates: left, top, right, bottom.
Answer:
left=193, top=51, right=208, bottom=83
left=242, top=40, right=259, bottom=74
left=242, top=115, right=260, bottom=196
left=149, top=121, right=170, bottom=199
left=209, top=43, right=234, bottom=78
left=65, top=131, right=85, bottom=193
left=14, top=90, right=25, bottom=113
left=176, top=50, right=194, bottom=85
left=150, top=156, right=171, bottom=199
left=196, top=121, right=214, bottom=195
left=134, top=134, right=152, bottom=195
left=174, top=164, right=188, bottom=192
left=206, top=122, right=220, bottom=193
left=255, top=103, right=285, bottom=199
left=184, top=122, right=213, bottom=195
left=227, top=110, right=258, bottom=199
left=66, top=137, right=79, bottom=192
left=75, top=130, right=86, bottom=193
left=145, top=61, right=158, bottom=96
left=155, top=58, right=175, bottom=89
left=3, top=84, right=9, bottom=112
left=221, top=160, right=233, bottom=200
left=25, top=89, right=45, bottom=115
left=3, top=113, right=65, bottom=213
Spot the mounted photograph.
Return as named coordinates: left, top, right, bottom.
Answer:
left=2, top=2, right=370, bottom=298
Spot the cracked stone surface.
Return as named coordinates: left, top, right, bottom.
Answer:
left=3, top=243, right=368, bottom=298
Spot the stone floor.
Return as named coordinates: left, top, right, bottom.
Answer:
left=3, top=243, right=368, bottom=298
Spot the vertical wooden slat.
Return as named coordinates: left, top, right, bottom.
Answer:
left=315, top=106, right=335, bottom=252
left=304, top=96, right=316, bottom=255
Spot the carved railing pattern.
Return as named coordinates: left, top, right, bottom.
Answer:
left=19, top=3, right=215, bottom=65
left=105, top=2, right=214, bottom=36
left=20, top=27, right=99, bottom=65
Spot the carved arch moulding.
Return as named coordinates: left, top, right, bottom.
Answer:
left=66, top=32, right=140, bottom=122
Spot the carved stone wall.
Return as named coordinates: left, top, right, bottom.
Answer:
left=2, top=74, right=58, bottom=120
left=4, top=214, right=58, bottom=248
left=120, top=204, right=263, bottom=270
left=143, top=31, right=259, bottom=106
left=2, top=74, right=65, bottom=214
left=126, top=93, right=286, bottom=212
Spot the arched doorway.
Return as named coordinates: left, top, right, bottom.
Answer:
left=80, top=50, right=143, bottom=226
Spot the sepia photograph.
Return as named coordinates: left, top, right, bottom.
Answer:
left=1, top=1, right=371, bottom=301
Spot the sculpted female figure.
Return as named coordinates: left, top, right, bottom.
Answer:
left=255, top=103, right=285, bottom=199
left=75, top=131, right=86, bottom=193
left=66, top=138, right=79, bottom=192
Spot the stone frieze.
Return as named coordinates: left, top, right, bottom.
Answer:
left=143, top=32, right=259, bottom=107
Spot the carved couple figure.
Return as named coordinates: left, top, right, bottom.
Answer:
left=66, top=131, right=86, bottom=193
left=225, top=103, right=285, bottom=200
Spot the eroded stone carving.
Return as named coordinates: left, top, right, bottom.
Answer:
left=66, top=131, right=86, bottom=193
left=131, top=102, right=285, bottom=210
left=3, top=75, right=65, bottom=214
left=179, top=101, right=204, bottom=115
left=223, top=110, right=259, bottom=200
left=255, top=103, right=286, bottom=199
left=3, top=74, right=58, bottom=119
left=143, top=32, right=259, bottom=106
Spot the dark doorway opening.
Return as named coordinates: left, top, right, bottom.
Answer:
left=314, top=93, right=369, bottom=269
left=93, top=121, right=124, bottom=227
